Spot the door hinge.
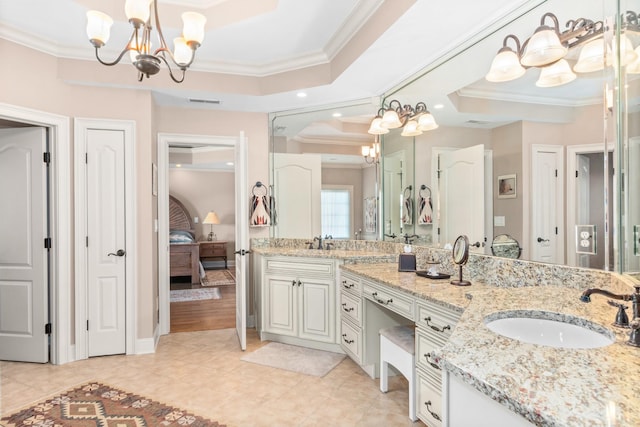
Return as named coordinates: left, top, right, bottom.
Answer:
left=575, top=170, right=578, bottom=178
left=555, top=169, right=558, bottom=177
left=86, top=320, right=89, bottom=331
left=555, top=227, right=558, bottom=235
left=86, top=236, right=88, bottom=247
left=44, top=237, right=52, bottom=249
left=43, top=152, right=51, bottom=164
left=85, top=153, right=88, bottom=164
left=437, top=227, right=440, bottom=235
left=45, top=323, right=52, bottom=335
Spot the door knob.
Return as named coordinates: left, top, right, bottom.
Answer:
left=108, top=249, right=126, bottom=257
left=537, top=237, right=549, bottom=243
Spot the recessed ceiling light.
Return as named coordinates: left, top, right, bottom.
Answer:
left=433, top=104, right=444, bottom=109
left=297, top=92, right=307, bottom=98
left=176, top=164, right=182, bottom=168
left=226, top=162, right=234, bottom=166
left=332, top=112, right=342, bottom=117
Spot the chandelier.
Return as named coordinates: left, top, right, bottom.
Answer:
left=86, top=0, right=206, bottom=83
left=486, top=11, right=640, bottom=87
left=368, top=100, right=438, bottom=137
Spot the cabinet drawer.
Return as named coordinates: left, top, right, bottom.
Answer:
left=417, top=371, right=443, bottom=427
left=340, top=292, right=361, bottom=324
left=416, top=331, right=445, bottom=382
left=416, top=300, right=460, bottom=341
left=200, top=243, right=226, bottom=257
left=265, top=257, right=335, bottom=278
left=339, top=272, right=361, bottom=296
left=340, top=319, right=362, bottom=364
left=363, top=281, right=415, bottom=321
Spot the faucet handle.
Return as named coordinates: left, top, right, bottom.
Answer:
left=608, top=300, right=630, bottom=328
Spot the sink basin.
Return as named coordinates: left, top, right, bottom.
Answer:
left=484, top=311, right=614, bottom=349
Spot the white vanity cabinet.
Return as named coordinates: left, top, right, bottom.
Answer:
left=260, top=256, right=341, bottom=351
left=339, top=271, right=363, bottom=363
left=415, top=300, right=460, bottom=427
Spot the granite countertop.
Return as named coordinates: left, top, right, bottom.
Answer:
left=341, top=263, right=640, bottom=427
left=251, top=247, right=396, bottom=262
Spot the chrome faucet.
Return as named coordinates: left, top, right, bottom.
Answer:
left=313, top=235, right=323, bottom=250
left=580, top=286, right=640, bottom=320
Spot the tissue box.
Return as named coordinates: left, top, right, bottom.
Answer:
left=398, top=253, right=416, bottom=272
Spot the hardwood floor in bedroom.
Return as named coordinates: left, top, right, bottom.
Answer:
left=170, top=272, right=236, bottom=333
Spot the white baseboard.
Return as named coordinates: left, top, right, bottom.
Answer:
left=135, top=327, right=160, bottom=354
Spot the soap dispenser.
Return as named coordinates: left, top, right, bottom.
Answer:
left=398, top=245, right=416, bottom=272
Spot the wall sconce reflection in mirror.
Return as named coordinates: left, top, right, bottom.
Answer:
left=368, top=100, right=438, bottom=137
left=361, top=135, right=381, bottom=164
left=486, top=11, right=640, bottom=88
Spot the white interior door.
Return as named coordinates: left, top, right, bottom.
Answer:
left=273, top=153, right=321, bottom=238
left=235, top=132, right=248, bottom=350
left=0, top=127, right=49, bottom=363
left=86, top=129, right=126, bottom=357
left=437, top=144, right=485, bottom=249
left=531, top=145, right=563, bottom=264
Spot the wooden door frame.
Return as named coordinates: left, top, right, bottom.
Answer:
left=157, top=133, right=239, bottom=336
left=0, top=103, right=72, bottom=365
left=74, top=118, right=137, bottom=360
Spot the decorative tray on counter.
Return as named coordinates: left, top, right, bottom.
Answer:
left=415, top=270, right=451, bottom=280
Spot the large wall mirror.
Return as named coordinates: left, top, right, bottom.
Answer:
left=269, top=0, right=640, bottom=274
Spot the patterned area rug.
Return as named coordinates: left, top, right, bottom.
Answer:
left=0, top=382, right=224, bottom=426
left=201, top=269, right=235, bottom=287
left=170, top=287, right=221, bottom=303
left=241, top=342, right=346, bottom=377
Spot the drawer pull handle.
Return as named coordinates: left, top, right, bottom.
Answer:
left=343, top=283, right=354, bottom=289
left=292, top=280, right=297, bottom=286
left=425, top=401, right=441, bottom=421
left=341, top=333, right=354, bottom=344
left=376, top=297, right=393, bottom=305
left=425, top=317, right=451, bottom=333
left=424, top=353, right=441, bottom=370
left=341, top=303, right=354, bottom=312
left=297, top=280, right=302, bottom=287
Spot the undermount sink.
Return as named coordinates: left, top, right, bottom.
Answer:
left=484, top=311, right=614, bottom=349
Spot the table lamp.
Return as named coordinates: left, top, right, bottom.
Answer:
left=203, top=211, right=220, bottom=241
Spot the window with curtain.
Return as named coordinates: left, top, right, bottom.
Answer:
left=321, top=186, right=353, bottom=239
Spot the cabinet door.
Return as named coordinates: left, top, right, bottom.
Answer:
left=264, top=275, right=297, bottom=336
left=298, top=278, right=335, bottom=343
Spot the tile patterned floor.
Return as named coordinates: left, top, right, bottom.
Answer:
left=0, top=329, right=422, bottom=426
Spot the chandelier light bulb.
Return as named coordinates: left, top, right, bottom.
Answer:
left=574, top=38, right=606, bottom=73
left=381, top=109, right=402, bottom=129
left=361, top=146, right=370, bottom=156
left=521, top=26, right=567, bottom=67
left=367, top=117, right=389, bottom=135
left=417, top=112, right=438, bottom=131
left=536, top=59, right=576, bottom=87
left=173, top=37, right=192, bottom=66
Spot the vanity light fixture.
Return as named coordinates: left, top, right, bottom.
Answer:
left=86, top=0, right=206, bottom=83
left=368, top=100, right=438, bottom=137
left=362, top=137, right=381, bottom=164
left=484, top=12, right=640, bottom=87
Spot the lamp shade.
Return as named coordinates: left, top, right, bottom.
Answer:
left=173, top=37, right=192, bottom=66
left=417, top=112, right=439, bottom=131
left=486, top=47, right=526, bottom=82
left=521, top=26, right=567, bottom=67
left=381, top=109, right=403, bottom=129
left=125, top=0, right=152, bottom=23
left=182, top=12, right=207, bottom=45
left=203, top=211, right=220, bottom=225
left=401, top=119, right=422, bottom=137
left=367, top=117, right=389, bottom=135
left=86, top=11, right=114, bottom=46
left=573, top=38, right=606, bottom=73
left=536, top=59, right=576, bottom=87
left=606, top=35, right=637, bottom=68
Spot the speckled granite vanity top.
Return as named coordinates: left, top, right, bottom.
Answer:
left=251, top=247, right=396, bottom=262
left=341, top=263, right=640, bottom=427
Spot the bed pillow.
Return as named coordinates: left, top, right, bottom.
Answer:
left=169, top=230, right=195, bottom=243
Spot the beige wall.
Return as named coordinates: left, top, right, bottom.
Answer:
left=0, top=40, right=269, bottom=345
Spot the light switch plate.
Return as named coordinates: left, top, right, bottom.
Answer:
left=494, top=216, right=505, bottom=227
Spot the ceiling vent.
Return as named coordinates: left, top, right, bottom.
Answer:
left=465, top=119, right=491, bottom=126
left=189, top=98, right=221, bottom=104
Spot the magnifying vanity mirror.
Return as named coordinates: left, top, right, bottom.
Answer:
left=451, top=235, right=471, bottom=286
left=268, top=0, right=640, bottom=275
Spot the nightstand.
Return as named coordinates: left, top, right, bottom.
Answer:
left=199, top=241, right=228, bottom=269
